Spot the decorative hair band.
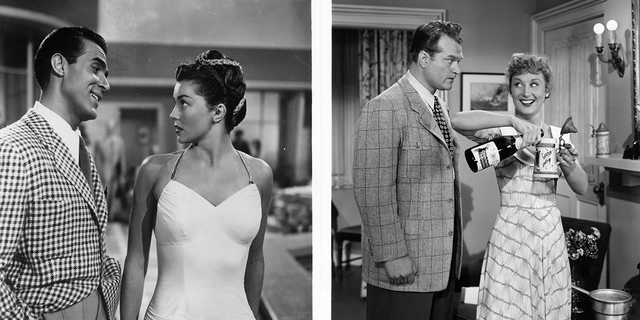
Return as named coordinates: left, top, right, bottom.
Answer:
left=232, top=97, right=246, bottom=126
left=197, top=57, right=243, bottom=72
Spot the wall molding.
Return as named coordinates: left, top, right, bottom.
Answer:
left=108, top=77, right=310, bottom=91
left=531, top=0, right=606, bottom=54
left=0, top=5, right=72, bottom=29
left=332, top=4, right=445, bottom=30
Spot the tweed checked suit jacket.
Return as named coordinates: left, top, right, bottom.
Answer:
left=0, top=110, right=121, bottom=320
left=353, top=75, right=463, bottom=293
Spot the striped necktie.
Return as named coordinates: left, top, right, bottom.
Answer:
left=79, top=135, right=93, bottom=190
left=433, top=96, right=454, bottom=154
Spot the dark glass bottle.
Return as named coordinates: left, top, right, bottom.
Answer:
left=465, top=136, right=523, bottom=172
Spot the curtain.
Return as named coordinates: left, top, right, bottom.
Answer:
left=332, top=29, right=360, bottom=187
left=359, top=30, right=411, bottom=106
left=332, top=29, right=411, bottom=187
left=547, top=33, right=601, bottom=164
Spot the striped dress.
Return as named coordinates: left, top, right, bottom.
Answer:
left=472, top=128, right=571, bottom=320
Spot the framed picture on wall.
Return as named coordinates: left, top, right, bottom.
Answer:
left=461, top=73, right=514, bottom=114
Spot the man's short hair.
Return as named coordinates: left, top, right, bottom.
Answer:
left=34, top=26, right=107, bottom=89
left=409, top=20, right=463, bottom=62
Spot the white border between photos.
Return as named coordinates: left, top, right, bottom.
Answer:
left=312, top=0, right=332, bottom=319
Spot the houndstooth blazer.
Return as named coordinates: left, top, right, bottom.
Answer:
left=353, top=74, right=463, bottom=292
left=0, top=109, right=121, bottom=320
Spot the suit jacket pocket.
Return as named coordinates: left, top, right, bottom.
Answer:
left=398, top=141, right=422, bottom=180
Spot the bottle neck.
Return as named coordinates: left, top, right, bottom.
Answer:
left=514, top=136, right=524, bottom=149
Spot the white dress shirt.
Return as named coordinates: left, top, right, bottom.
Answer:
left=33, top=101, right=81, bottom=165
left=406, top=70, right=452, bottom=123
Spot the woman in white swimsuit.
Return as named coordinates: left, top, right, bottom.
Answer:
left=120, top=50, right=273, bottom=320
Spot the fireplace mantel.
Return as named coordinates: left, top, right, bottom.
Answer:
left=585, top=154, right=640, bottom=186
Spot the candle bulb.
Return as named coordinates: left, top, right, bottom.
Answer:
left=606, top=20, right=618, bottom=45
left=609, top=30, right=616, bottom=44
left=593, top=23, right=605, bottom=47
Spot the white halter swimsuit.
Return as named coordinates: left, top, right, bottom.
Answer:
left=145, top=150, right=262, bottom=320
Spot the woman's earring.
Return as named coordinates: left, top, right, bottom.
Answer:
left=545, top=92, right=550, bottom=99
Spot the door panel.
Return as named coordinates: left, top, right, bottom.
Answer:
left=542, top=14, right=608, bottom=289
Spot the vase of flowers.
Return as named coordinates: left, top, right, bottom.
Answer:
left=565, top=227, right=601, bottom=314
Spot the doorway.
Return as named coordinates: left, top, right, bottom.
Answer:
left=120, top=108, right=159, bottom=172
left=533, top=0, right=608, bottom=289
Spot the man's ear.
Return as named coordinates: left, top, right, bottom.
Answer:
left=211, top=103, right=226, bottom=124
left=51, top=53, right=66, bottom=77
left=418, top=51, right=430, bottom=69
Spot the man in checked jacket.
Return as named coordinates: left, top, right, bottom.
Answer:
left=353, top=20, right=464, bottom=320
left=0, top=27, right=120, bottom=319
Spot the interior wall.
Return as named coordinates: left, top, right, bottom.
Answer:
left=602, top=0, right=640, bottom=290
left=105, top=43, right=311, bottom=85
left=1, top=0, right=99, bottom=29
left=98, top=0, right=310, bottom=50
left=605, top=0, right=636, bottom=151
left=535, top=0, right=575, bottom=13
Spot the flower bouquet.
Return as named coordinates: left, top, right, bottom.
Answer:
left=566, top=227, right=601, bottom=261
left=565, top=226, right=601, bottom=313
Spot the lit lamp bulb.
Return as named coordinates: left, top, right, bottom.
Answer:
left=606, top=19, right=618, bottom=45
left=594, top=23, right=605, bottom=47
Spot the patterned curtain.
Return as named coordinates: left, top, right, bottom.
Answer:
left=359, top=30, right=412, bottom=106
left=547, top=33, right=601, bottom=164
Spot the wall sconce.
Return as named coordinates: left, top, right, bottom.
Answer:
left=594, top=20, right=625, bottom=77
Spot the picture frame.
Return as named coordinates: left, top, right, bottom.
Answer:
left=461, top=72, right=514, bottom=114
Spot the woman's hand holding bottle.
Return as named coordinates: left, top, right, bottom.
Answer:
left=510, top=116, right=543, bottom=147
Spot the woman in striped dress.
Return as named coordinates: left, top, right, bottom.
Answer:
left=451, top=53, right=588, bottom=319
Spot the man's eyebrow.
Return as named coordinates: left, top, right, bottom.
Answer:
left=92, top=57, right=109, bottom=77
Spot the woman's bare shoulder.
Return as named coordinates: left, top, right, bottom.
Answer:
left=240, top=153, right=273, bottom=187
left=137, top=152, right=183, bottom=182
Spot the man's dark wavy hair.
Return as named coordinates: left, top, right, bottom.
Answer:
left=409, top=20, right=463, bottom=62
left=34, top=26, right=107, bottom=90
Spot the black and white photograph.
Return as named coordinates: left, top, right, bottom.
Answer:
left=331, top=1, right=640, bottom=320
left=0, top=1, right=311, bottom=319
left=4, top=0, right=640, bottom=320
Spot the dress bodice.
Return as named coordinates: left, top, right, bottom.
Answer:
left=496, top=155, right=557, bottom=211
left=145, top=150, right=262, bottom=320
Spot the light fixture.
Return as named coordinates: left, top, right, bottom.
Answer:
left=594, top=20, right=624, bottom=77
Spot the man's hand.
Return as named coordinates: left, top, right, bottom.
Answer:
left=384, top=255, right=418, bottom=285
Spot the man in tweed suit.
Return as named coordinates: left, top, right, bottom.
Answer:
left=0, top=27, right=120, bottom=319
left=353, top=20, right=464, bottom=320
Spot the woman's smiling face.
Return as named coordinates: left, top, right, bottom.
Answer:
left=510, top=72, right=548, bottom=118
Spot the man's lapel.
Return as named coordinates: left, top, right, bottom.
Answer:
left=23, top=110, right=99, bottom=222
left=398, top=77, right=449, bottom=148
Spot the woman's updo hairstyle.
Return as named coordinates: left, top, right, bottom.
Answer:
left=175, top=50, right=247, bottom=131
